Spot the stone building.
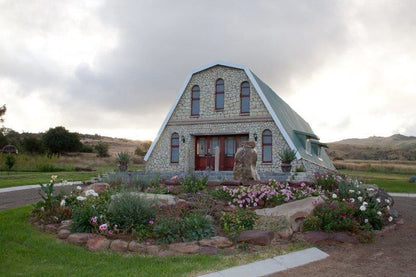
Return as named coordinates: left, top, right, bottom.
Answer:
left=144, top=62, right=335, bottom=176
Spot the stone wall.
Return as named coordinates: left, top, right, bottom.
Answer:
left=145, top=65, right=333, bottom=177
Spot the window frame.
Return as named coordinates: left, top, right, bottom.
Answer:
left=215, top=78, right=224, bottom=110
left=191, top=85, right=200, bottom=116
left=240, top=81, right=250, bottom=114
left=170, top=132, right=180, bottom=163
left=262, top=129, right=272, bottom=163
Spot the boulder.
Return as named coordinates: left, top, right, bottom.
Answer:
left=45, top=224, right=59, bottom=233
left=255, top=196, right=325, bottom=231
left=87, top=236, right=111, bottom=252
left=168, top=242, right=200, bottom=254
left=83, top=183, right=110, bottom=194
left=58, top=220, right=72, bottom=231
left=236, top=230, right=274, bottom=246
left=199, top=247, right=218, bottom=255
left=67, top=233, right=90, bottom=246
left=233, top=141, right=260, bottom=181
left=301, top=231, right=332, bottom=244
left=158, top=250, right=176, bottom=257
left=198, top=236, right=233, bottom=248
left=111, top=192, right=185, bottom=206
left=57, top=229, right=71, bottom=239
left=146, top=245, right=160, bottom=255
left=333, top=232, right=359, bottom=244
left=409, top=175, right=416, bottom=183
left=361, top=184, right=394, bottom=207
left=110, top=239, right=129, bottom=252
left=128, top=241, right=147, bottom=253
left=275, top=227, right=293, bottom=239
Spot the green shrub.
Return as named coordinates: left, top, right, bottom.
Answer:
left=5, top=154, right=16, bottom=171
left=313, top=201, right=358, bottom=232
left=71, top=194, right=110, bottom=233
left=209, top=186, right=233, bottom=201
left=107, top=192, right=155, bottom=233
left=303, top=216, right=322, bottom=231
left=314, top=173, right=339, bottom=191
left=23, top=136, right=45, bottom=154
left=43, top=126, right=83, bottom=154
left=116, top=152, right=131, bottom=172
left=278, top=148, right=297, bottom=163
left=220, top=209, right=257, bottom=237
left=180, top=172, right=208, bottom=193
left=180, top=213, right=215, bottom=242
left=95, top=142, right=109, bottom=157
left=153, top=213, right=215, bottom=243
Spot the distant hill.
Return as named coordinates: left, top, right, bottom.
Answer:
left=327, top=134, right=416, bottom=160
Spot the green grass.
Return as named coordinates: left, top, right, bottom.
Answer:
left=0, top=206, right=309, bottom=277
left=339, top=169, right=416, bottom=193
left=0, top=171, right=99, bottom=188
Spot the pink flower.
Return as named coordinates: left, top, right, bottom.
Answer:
left=364, top=219, right=369, bottom=223
left=40, top=207, right=45, bottom=212
left=149, top=220, right=154, bottom=225
left=108, top=230, right=113, bottom=235
left=99, top=224, right=108, bottom=231
left=91, top=216, right=98, bottom=223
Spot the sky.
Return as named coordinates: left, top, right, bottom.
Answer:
left=0, top=0, right=415, bottom=142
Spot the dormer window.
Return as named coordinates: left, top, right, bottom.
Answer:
left=240, top=81, right=250, bottom=114
left=191, top=85, right=200, bottom=116
left=215, top=79, right=224, bottom=110
left=306, top=138, right=311, bottom=155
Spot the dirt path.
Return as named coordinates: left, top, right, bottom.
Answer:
left=269, top=196, right=416, bottom=277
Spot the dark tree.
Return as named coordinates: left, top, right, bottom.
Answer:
left=43, top=126, right=83, bottom=154
left=0, top=104, right=5, bottom=123
left=23, top=136, right=45, bottom=154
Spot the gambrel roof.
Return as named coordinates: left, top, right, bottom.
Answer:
left=145, top=61, right=335, bottom=170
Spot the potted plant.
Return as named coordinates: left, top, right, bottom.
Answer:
left=116, top=152, right=131, bottom=172
left=278, top=148, right=297, bottom=172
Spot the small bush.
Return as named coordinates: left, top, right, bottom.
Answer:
left=313, top=201, right=358, bottom=232
left=180, top=172, right=208, bottom=193
left=71, top=193, right=110, bottom=233
left=220, top=209, right=257, bottom=237
left=153, top=213, right=215, bottom=243
left=303, top=216, right=322, bottom=231
left=5, top=154, right=16, bottom=171
left=95, top=142, right=109, bottom=157
left=116, top=152, right=131, bottom=172
left=107, top=192, right=155, bottom=233
left=314, top=173, right=339, bottom=191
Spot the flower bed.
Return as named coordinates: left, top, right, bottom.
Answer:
left=30, top=173, right=400, bottom=255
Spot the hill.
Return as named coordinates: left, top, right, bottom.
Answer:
left=327, top=134, right=416, bottom=160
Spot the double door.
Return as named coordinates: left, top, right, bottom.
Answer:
left=195, top=135, right=249, bottom=171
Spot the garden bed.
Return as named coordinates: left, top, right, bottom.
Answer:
left=29, top=173, right=401, bottom=256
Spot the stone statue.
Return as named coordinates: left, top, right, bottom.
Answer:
left=233, top=141, right=260, bottom=181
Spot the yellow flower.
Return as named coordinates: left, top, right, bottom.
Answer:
left=51, top=175, right=58, bottom=182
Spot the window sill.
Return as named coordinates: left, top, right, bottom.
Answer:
left=190, top=115, right=200, bottom=118
left=262, top=161, right=272, bottom=164
left=240, top=112, right=250, bottom=116
left=215, top=109, right=224, bottom=112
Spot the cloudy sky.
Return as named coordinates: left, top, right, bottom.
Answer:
left=1, top=0, right=415, bottom=142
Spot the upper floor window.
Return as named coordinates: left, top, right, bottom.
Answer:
left=240, top=81, right=250, bottom=114
left=305, top=138, right=311, bottom=155
left=191, top=85, right=200, bottom=116
left=171, top=133, right=179, bottom=163
left=262, top=129, right=272, bottom=163
left=215, top=79, right=224, bottom=110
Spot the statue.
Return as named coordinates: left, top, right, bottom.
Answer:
left=233, top=141, right=260, bottom=181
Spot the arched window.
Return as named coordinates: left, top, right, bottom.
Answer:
left=171, top=133, right=179, bottom=163
left=215, top=79, right=224, bottom=110
left=240, top=81, right=250, bottom=114
left=191, top=85, right=200, bottom=116
left=262, top=129, right=272, bottom=163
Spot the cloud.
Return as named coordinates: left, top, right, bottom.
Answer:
left=0, top=0, right=415, bottom=141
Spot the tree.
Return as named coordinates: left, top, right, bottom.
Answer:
left=43, top=126, right=83, bottom=154
left=23, top=136, right=45, bottom=154
left=95, top=142, right=109, bottom=157
left=0, top=104, right=5, bottom=123
left=5, top=154, right=16, bottom=171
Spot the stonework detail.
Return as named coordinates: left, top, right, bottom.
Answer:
left=233, top=141, right=260, bottom=181
left=145, top=64, right=333, bottom=175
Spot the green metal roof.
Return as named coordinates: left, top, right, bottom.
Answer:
left=251, top=72, right=335, bottom=170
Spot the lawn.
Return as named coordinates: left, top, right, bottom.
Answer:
left=339, top=169, right=416, bottom=193
left=0, top=206, right=308, bottom=277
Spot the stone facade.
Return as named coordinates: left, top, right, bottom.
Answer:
left=146, top=65, right=332, bottom=176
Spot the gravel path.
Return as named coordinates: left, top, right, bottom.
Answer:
left=269, top=196, right=416, bottom=277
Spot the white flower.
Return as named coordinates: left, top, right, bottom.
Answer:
left=385, top=199, right=391, bottom=204
left=76, top=186, right=82, bottom=191
left=77, top=196, right=86, bottom=201
left=377, top=211, right=382, bottom=216
left=388, top=216, right=393, bottom=222
left=60, top=199, right=66, bottom=207
left=364, top=219, right=369, bottom=223
left=350, top=198, right=355, bottom=203
left=358, top=196, right=363, bottom=202
left=348, top=190, right=355, bottom=193
left=386, top=205, right=390, bottom=210
left=363, top=201, right=368, bottom=206
left=360, top=205, right=366, bottom=211
left=85, top=189, right=98, bottom=197
left=357, top=191, right=361, bottom=195
left=367, top=188, right=375, bottom=192
left=332, top=193, right=337, bottom=199
left=376, top=198, right=381, bottom=203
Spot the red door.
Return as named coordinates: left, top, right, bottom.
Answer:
left=195, top=135, right=248, bottom=171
